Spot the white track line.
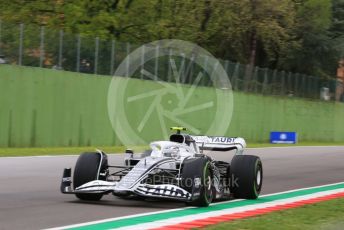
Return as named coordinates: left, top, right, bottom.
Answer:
left=212, top=181, right=344, bottom=206
left=46, top=181, right=344, bottom=230
left=115, top=188, right=344, bottom=230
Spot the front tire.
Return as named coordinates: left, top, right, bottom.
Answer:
left=181, top=158, right=214, bottom=207
left=73, top=152, right=108, bottom=201
left=230, top=155, right=263, bottom=199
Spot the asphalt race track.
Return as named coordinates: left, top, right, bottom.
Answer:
left=0, top=146, right=343, bottom=230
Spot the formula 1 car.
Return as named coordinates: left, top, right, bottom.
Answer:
left=60, top=127, right=263, bottom=207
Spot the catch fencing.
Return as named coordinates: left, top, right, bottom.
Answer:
left=0, top=21, right=336, bottom=100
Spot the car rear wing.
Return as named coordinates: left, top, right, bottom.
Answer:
left=190, top=136, right=246, bottom=154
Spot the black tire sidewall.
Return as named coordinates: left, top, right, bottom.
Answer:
left=230, top=155, right=263, bottom=199
left=254, top=159, right=263, bottom=197
left=202, top=161, right=213, bottom=205
left=73, top=152, right=107, bottom=201
left=181, top=157, right=214, bottom=207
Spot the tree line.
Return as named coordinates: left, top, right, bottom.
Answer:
left=0, top=0, right=343, bottom=78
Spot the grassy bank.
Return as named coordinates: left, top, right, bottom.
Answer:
left=248, top=142, right=344, bottom=148
left=0, top=146, right=146, bottom=157
left=0, top=142, right=344, bottom=157
left=206, top=197, right=344, bottom=230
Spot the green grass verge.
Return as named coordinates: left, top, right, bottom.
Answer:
left=0, top=146, right=148, bottom=157
left=0, top=142, right=344, bottom=157
left=206, top=197, right=344, bottom=230
left=247, top=142, right=344, bottom=148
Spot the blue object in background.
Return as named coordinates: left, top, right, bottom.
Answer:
left=270, top=132, right=297, bottom=144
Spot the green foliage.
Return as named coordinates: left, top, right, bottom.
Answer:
left=0, top=0, right=343, bottom=78
left=331, top=0, right=344, bottom=55
left=281, top=0, right=344, bottom=78
left=211, top=0, right=299, bottom=67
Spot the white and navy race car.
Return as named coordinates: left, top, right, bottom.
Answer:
left=61, top=127, right=263, bottom=207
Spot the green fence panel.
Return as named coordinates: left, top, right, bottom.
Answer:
left=1, top=65, right=344, bottom=147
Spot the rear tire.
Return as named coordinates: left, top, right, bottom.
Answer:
left=181, top=158, right=214, bottom=207
left=73, top=152, right=108, bottom=201
left=230, top=155, right=263, bottom=199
